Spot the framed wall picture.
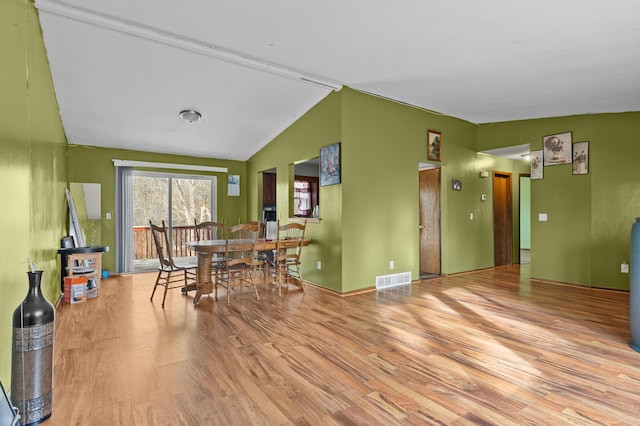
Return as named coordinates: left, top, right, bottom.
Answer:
left=543, top=131, right=572, bottom=165
left=427, top=129, right=442, bottom=162
left=452, top=179, right=462, bottom=191
left=530, top=150, right=543, bottom=180
left=572, top=141, right=589, bottom=175
left=227, top=174, right=240, bottom=196
left=320, top=142, right=341, bottom=186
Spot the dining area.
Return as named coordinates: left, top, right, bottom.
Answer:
left=148, top=219, right=309, bottom=308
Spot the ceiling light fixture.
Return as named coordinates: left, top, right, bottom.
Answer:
left=180, top=110, right=201, bottom=123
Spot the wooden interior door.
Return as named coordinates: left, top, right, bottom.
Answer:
left=419, top=168, right=441, bottom=275
left=493, top=171, right=513, bottom=266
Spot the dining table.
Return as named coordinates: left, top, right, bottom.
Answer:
left=186, top=237, right=309, bottom=305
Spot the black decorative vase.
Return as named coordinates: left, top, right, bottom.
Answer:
left=11, top=271, right=55, bottom=425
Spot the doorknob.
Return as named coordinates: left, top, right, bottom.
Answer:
left=419, top=225, right=425, bottom=229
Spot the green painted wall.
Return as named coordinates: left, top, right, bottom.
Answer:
left=248, top=91, right=343, bottom=291
left=478, top=112, right=640, bottom=290
left=340, top=89, right=528, bottom=289
left=67, top=145, right=247, bottom=272
left=249, top=88, right=529, bottom=292
left=1, top=0, right=68, bottom=388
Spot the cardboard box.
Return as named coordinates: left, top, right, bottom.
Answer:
left=64, top=276, right=87, bottom=304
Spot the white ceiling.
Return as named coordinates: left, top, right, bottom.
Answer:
left=36, top=0, right=640, bottom=161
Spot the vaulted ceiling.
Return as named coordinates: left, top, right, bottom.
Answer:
left=36, top=0, right=640, bottom=161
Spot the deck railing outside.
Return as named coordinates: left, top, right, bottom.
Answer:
left=134, top=225, right=197, bottom=260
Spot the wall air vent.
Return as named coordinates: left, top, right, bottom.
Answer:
left=376, top=272, right=412, bottom=290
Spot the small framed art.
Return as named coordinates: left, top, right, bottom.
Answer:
left=543, top=131, right=572, bottom=165
left=452, top=179, right=462, bottom=191
left=427, top=129, right=442, bottom=162
left=227, top=174, right=240, bottom=196
left=320, top=142, right=341, bottom=186
left=530, top=150, right=543, bottom=180
left=572, top=141, right=589, bottom=175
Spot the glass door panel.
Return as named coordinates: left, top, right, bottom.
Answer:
left=133, top=175, right=169, bottom=226
left=171, top=177, right=213, bottom=258
left=171, top=177, right=213, bottom=226
left=133, top=175, right=168, bottom=264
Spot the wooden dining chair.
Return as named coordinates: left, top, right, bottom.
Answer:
left=149, top=220, right=197, bottom=308
left=194, top=219, right=225, bottom=241
left=194, top=219, right=226, bottom=296
left=274, top=220, right=307, bottom=296
left=247, top=220, right=271, bottom=282
left=195, top=218, right=225, bottom=267
left=218, top=222, right=261, bottom=306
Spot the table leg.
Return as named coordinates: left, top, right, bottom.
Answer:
left=194, top=252, right=213, bottom=305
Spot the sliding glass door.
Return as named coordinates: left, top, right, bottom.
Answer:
left=131, top=171, right=216, bottom=272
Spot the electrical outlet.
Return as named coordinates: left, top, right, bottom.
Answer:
left=390, top=260, right=394, bottom=269
left=469, top=212, right=474, bottom=220
left=622, top=263, right=629, bottom=273
left=317, top=261, right=322, bottom=270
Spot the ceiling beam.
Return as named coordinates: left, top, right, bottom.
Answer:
left=35, top=0, right=343, bottom=91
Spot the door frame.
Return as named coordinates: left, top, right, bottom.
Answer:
left=518, top=173, right=531, bottom=264
left=418, top=165, right=441, bottom=276
left=117, top=171, right=217, bottom=273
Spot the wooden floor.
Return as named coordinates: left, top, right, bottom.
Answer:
left=48, top=266, right=640, bottom=425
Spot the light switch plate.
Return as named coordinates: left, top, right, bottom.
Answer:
left=539, top=213, right=548, bottom=221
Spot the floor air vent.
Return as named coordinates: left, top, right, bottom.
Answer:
left=376, top=272, right=412, bottom=290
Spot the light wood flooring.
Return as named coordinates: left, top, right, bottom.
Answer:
left=48, top=266, right=640, bottom=425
